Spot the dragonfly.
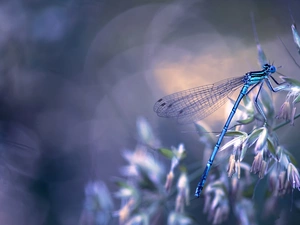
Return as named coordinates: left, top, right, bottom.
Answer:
left=153, top=15, right=289, bottom=197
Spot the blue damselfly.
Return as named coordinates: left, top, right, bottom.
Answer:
left=154, top=64, right=288, bottom=197
left=153, top=15, right=291, bottom=197
left=153, top=11, right=292, bottom=197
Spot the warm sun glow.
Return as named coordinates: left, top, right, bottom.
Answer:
left=153, top=48, right=255, bottom=123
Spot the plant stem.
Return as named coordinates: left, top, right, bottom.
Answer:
left=273, top=112, right=300, bottom=131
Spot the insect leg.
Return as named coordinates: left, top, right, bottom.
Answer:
left=265, top=78, right=290, bottom=92
left=269, top=75, right=286, bottom=86
left=254, top=81, right=267, bottom=122
left=246, top=82, right=260, bottom=95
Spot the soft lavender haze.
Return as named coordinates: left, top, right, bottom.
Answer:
left=1, top=0, right=300, bottom=224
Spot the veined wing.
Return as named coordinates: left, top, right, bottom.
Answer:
left=153, top=76, right=245, bottom=124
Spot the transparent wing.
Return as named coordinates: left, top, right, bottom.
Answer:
left=153, top=76, right=245, bottom=124
left=250, top=12, right=268, bottom=68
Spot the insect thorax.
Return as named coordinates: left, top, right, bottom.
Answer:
left=242, top=73, right=252, bottom=84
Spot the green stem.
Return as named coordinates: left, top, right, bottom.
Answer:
left=273, top=112, right=300, bottom=131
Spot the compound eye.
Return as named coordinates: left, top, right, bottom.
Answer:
left=270, top=65, right=276, bottom=73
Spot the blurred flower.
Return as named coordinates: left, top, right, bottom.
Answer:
left=164, top=144, right=186, bottom=193
left=175, top=172, right=189, bottom=213
left=174, top=144, right=185, bottom=160
left=268, top=168, right=289, bottom=196
left=268, top=163, right=284, bottom=196
left=167, top=211, right=193, bottom=225
left=276, top=100, right=291, bottom=121
left=208, top=192, right=229, bottom=225
left=203, top=178, right=229, bottom=225
left=114, top=183, right=138, bottom=200
left=276, top=77, right=300, bottom=124
left=203, top=194, right=211, bottom=214
left=230, top=176, right=239, bottom=196
left=258, top=160, right=267, bottom=179
left=80, top=181, right=114, bottom=225
left=237, top=160, right=241, bottom=179
left=115, top=198, right=136, bottom=225
left=287, top=163, right=300, bottom=190
left=212, top=204, right=230, bottom=225
left=170, top=144, right=186, bottom=171
left=122, top=146, right=165, bottom=189
left=250, top=150, right=265, bottom=177
left=227, top=154, right=236, bottom=177
left=220, top=130, right=248, bottom=162
left=245, top=127, right=268, bottom=152
left=278, top=171, right=287, bottom=195
left=85, top=85, right=300, bottom=225
left=234, top=199, right=257, bottom=225
left=165, top=170, right=174, bottom=193
left=124, top=213, right=149, bottom=225
left=253, top=126, right=268, bottom=152
left=136, top=117, right=160, bottom=148
left=291, top=106, right=297, bottom=125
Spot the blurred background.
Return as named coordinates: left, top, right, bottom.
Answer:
left=1, top=0, right=300, bottom=224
